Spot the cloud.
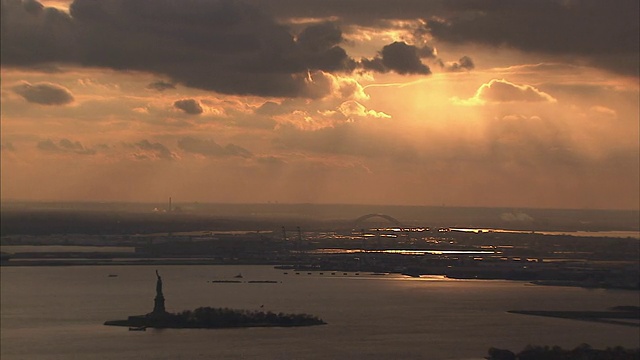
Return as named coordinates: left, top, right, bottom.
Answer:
left=147, top=80, right=176, bottom=92
left=131, top=139, right=175, bottom=160
left=12, top=81, right=74, bottom=105
left=174, top=99, right=203, bottom=115
left=245, top=0, right=447, bottom=27
left=427, top=0, right=639, bottom=76
left=361, top=41, right=431, bottom=75
left=258, top=0, right=638, bottom=76
left=1, top=0, right=360, bottom=98
left=296, top=21, right=343, bottom=52
left=454, top=79, right=557, bottom=105
left=177, top=137, right=252, bottom=158
left=338, top=100, right=391, bottom=119
left=1, top=0, right=77, bottom=65
left=37, top=138, right=96, bottom=155
left=4, top=0, right=636, bottom=82
left=442, top=56, right=474, bottom=72
left=417, top=44, right=437, bottom=59
left=256, top=101, right=287, bottom=116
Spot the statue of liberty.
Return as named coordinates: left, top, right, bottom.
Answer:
left=152, top=270, right=166, bottom=314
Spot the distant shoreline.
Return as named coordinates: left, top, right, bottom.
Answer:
left=2, top=203, right=638, bottom=236
left=508, top=308, right=640, bottom=327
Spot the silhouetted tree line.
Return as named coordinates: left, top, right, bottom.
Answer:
left=487, top=343, right=639, bottom=360
left=158, top=307, right=325, bottom=328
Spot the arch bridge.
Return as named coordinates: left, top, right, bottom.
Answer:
left=353, top=213, right=403, bottom=227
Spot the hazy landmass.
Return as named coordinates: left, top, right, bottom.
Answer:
left=1, top=201, right=638, bottom=290
left=1, top=201, right=638, bottom=235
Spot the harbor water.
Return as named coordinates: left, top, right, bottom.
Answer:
left=1, top=265, right=639, bottom=359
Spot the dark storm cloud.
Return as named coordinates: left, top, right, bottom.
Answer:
left=427, top=0, right=640, bottom=75
left=1, top=0, right=77, bottom=65
left=361, top=42, right=431, bottom=75
left=4, top=0, right=635, bottom=98
left=174, top=99, right=204, bottom=115
left=288, top=22, right=356, bottom=72
left=177, top=137, right=252, bottom=158
left=1, top=0, right=366, bottom=98
left=244, top=0, right=447, bottom=26
left=254, top=0, right=639, bottom=76
left=360, top=58, right=387, bottom=73
left=296, top=22, right=343, bottom=52
left=147, top=80, right=176, bottom=92
left=2, top=0, right=444, bottom=98
left=37, top=138, right=96, bottom=155
left=417, top=45, right=437, bottom=59
left=13, top=81, right=74, bottom=105
left=66, top=0, right=317, bottom=97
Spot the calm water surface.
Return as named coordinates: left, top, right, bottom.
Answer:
left=1, top=265, right=639, bottom=359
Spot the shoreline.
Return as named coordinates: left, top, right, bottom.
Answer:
left=3, top=259, right=639, bottom=292
left=508, top=309, right=640, bottom=327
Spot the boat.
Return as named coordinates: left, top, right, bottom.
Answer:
left=128, top=326, right=146, bottom=331
left=234, top=273, right=243, bottom=279
left=108, top=274, right=118, bottom=277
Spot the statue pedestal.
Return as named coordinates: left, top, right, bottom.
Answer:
left=153, top=294, right=166, bottom=314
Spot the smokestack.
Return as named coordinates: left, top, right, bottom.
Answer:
left=169, top=197, right=172, bottom=212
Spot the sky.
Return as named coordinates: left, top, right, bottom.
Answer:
left=1, top=0, right=638, bottom=209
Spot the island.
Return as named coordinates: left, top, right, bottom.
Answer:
left=104, top=271, right=326, bottom=329
left=507, top=306, right=640, bottom=327
left=486, top=344, right=639, bottom=360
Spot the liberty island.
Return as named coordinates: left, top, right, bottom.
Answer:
left=103, top=271, right=326, bottom=329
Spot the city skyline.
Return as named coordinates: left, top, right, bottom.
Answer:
left=1, top=0, right=638, bottom=209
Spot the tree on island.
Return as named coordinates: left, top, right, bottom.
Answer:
left=171, top=307, right=325, bottom=328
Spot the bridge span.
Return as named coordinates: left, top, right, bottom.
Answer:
left=353, top=213, right=403, bottom=227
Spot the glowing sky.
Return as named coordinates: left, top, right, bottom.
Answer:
left=1, top=0, right=638, bottom=209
